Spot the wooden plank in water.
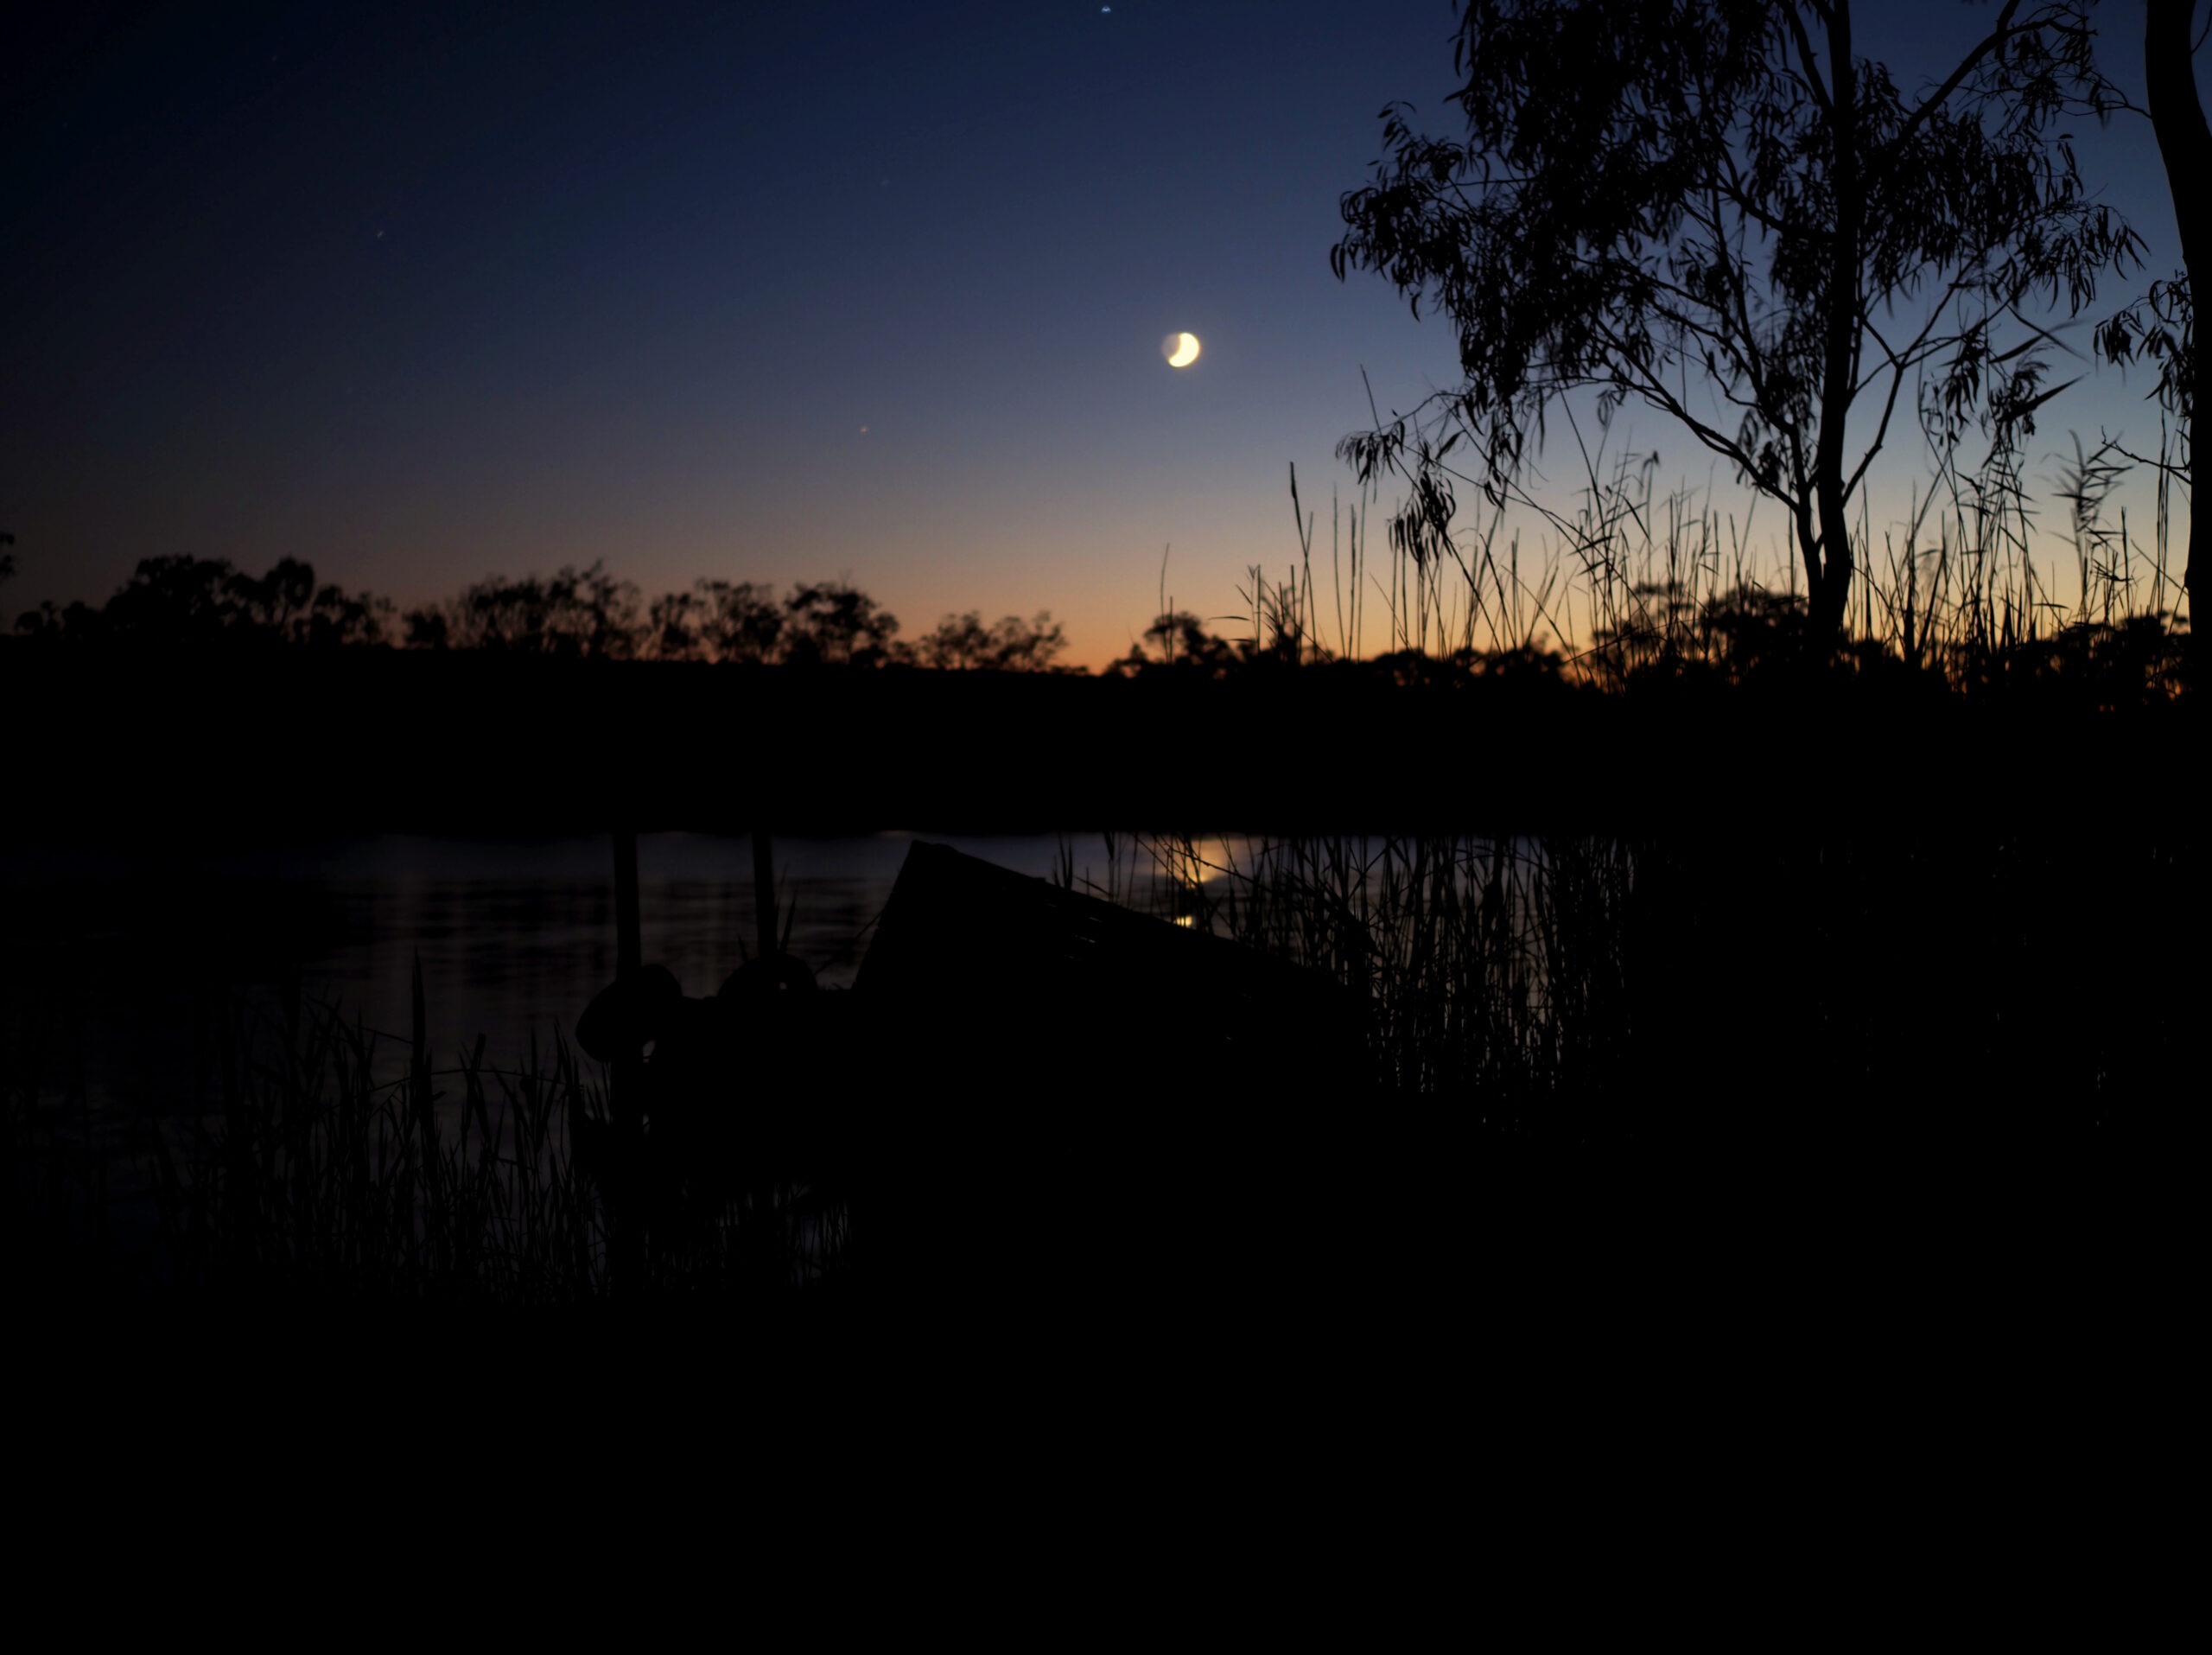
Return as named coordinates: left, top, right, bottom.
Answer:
left=851, top=841, right=1373, bottom=1305
left=854, top=840, right=1363, bottom=1104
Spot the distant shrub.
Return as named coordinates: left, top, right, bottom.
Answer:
left=644, top=579, right=785, bottom=663
left=633, top=577, right=909, bottom=667
left=1106, top=611, right=1240, bottom=678
left=402, top=560, right=642, bottom=659
left=917, top=609, right=1069, bottom=672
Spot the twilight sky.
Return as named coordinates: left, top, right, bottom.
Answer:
left=2, top=1, right=2199, bottom=667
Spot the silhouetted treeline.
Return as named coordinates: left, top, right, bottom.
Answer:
left=4, top=546, right=2195, bottom=707
left=7, top=555, right=1073, bottom=672
left=5, top=637, right=2192, bottom=843
left=12, top=555, right=395, bottom=647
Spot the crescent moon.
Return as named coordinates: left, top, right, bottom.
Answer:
left=1164, top=332, right=1200, bottom=367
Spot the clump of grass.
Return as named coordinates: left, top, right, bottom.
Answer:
left=3, top=1013, right=126, bottom=1299
left=1093, top=832, right=1638, bottom=1139
left=4, top=956, right=853, bottom=1307
left=1102, top=824, right=2187, bottom=1157
left=137, top=979, right=608, bottom=1303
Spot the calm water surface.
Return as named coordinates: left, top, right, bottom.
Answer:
left=0, top=832, right=1240, bottom=1111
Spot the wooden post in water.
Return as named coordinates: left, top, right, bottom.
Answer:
left=613, top=829, right=642, bottom=981
left=607, top=827, right=644, bottom=1292
left=753, top=826, right=777, bottom=961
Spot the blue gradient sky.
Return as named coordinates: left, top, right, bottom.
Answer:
left=2, top=1, right=2199, bottom=666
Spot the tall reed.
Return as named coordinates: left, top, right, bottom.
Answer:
left=1242, top=424, right=2189, bottom=698
left=137, top=979, right=607, bottom=1302
left=1088, top=820, right=2185, bottom=1155
left=4, top=957, right=853, bottom=1305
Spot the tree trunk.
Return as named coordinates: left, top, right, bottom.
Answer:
left=1812, top=4, right=1861, bottom=643
left=2145, top=0, right=2209, bottom=669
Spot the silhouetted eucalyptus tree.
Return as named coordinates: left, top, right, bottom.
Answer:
left=778, top=580, right=906, bottom=667
left=630, top=576, right=912, bottom=665
left=2100, top=0, right=2202, bottom=665
left=1333, top=1, right=2141, bottom=640
left=645, top=579, right=786, bottom=662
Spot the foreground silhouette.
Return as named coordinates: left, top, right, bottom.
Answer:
left=564, top=841, right=1369, bottom=1305
left=4, top=822, right=2196, bottom=1329
left=572, top=951, right=853, bottom=1292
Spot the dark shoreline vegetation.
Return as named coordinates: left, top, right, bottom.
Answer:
left=3, top=474, right=2202, bottom=1316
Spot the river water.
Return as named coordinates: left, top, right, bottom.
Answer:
left=0, top=831, right=1243, bottom=1113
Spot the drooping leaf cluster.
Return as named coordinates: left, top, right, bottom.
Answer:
left=2097, top=274, right=2194, bottom=430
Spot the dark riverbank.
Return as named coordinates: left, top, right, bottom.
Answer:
left=7, top=645, right=2196, bottom=837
